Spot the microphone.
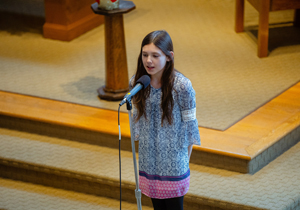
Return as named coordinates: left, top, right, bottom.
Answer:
left=119, top=75, right=151, bottom=106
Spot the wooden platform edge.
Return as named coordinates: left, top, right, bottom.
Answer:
left=245, top=82, right=300, bottom=158
left=1, top=81, right=300, bottom=163
left=0, top=90, right=252, bottom=160
left=246, top=111, right=300, bottom=158
left=0, top=90, right=131, bottom=137
left=193, top=145, right=251, bottom=160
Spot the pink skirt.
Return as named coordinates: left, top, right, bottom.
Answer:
left=139, top=174, right=190, bottom=199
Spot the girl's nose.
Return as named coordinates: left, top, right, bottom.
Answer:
left=147, top=56, right=152, bottom=63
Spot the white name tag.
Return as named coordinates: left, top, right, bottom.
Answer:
left=181, top=108, right=196, bottom=122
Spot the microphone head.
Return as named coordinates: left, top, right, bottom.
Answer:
left=136, top=75, right=151, bottom=89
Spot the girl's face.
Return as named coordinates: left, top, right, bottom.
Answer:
left=142, top=43, right=171, bottom=79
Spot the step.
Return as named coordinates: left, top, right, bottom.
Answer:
left=0, top=178, right=152, bottom=210
left=0, top=127, right=148, bottom=207
left=0, top=127, right=300, bottom=210
left=0, top=90, right=250, bottom=173
left=1, top=88, right=300, bottom=174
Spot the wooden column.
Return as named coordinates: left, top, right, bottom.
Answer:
left=102, top=14, right=129, bottom=98
left=235, top=0, right=245, bottom=32
left=257, top=0, right=270, bottom=58
left=91, top=1, right=136, bottom=101
left=43, top=0, right=104, bottom=41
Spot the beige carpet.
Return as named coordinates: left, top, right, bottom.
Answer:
left=1, top=127, right=300, bottom=209
left=0, top=0, right=300, bottom=130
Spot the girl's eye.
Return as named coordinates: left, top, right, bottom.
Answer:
left=153, top=55, right=159, bottom=58
left=142, top=54, right=148, bottom=57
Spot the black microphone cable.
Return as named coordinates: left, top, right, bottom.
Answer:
left=118, top=105, right=122, bottom=210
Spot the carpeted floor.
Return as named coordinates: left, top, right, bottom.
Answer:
left=0, top=127, right=300, bottom=209
left=0, top=0, right=300, bottom=130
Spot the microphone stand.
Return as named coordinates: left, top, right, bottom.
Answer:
left=126, top=99, right=142, bottom=210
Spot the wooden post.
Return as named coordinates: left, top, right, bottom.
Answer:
left=235, top=0, right=245, bottom=33
left=91, top=1, right=136, bottom=101
left=257, top=0, right=270, bottom=58
left=100, top=14, right=129, bottom=98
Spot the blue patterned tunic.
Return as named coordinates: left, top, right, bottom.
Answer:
left=131, top=71, right=201, bottom=199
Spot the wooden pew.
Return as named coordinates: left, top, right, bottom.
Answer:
left=235, top=0, right=300, bottom=57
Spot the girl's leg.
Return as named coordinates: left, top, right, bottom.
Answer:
left=151, top=198, right=166, bottom=210
left=165, top=196, right=184, bottom=210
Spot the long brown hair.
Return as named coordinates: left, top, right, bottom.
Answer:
left=133, top=30, right=175, bottom=125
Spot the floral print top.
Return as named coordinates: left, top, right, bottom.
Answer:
left=131, top=71, right=201, bottom=199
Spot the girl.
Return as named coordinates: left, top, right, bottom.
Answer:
left=130, top=30, right=200, bottom=210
